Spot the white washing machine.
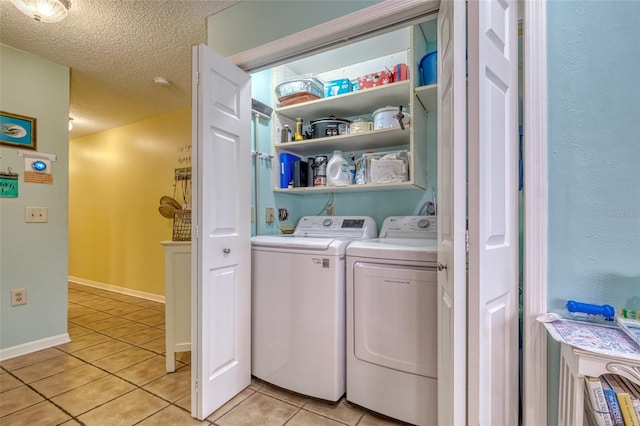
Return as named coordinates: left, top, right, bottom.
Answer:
left=346, top=216, right=438, bottom=425
left=251, top=216, right=377, bottom=402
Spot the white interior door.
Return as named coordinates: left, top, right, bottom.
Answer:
left=467, top=0, right=519, bottom=424
left=436, top=0, right=468, bottom=425
left=191, top=43, right=252, bottom=420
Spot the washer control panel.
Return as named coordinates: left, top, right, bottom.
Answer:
left=294, top=216, right=377, bottom=238
left=379, top=216, right=438, bottom=239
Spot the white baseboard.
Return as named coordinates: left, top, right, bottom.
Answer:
left=0, top=333, right=71, bottom=361
left=68, top=276, right=165, bottom=304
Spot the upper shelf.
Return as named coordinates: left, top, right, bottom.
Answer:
left=275, top=80, right=411, bottom=120
left=275, top=126, right=410, bottom=156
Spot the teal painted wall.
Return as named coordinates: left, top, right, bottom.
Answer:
left=215, top=2, right=436, bottom=235
left=0, top=45, right=70, bottom=350
left=249, top=68, right=432, bottom=236
left=546, top=1, right=640, bottom=423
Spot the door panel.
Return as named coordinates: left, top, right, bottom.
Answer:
left=192, top=44, right=251, bottom=420
left=437, top=1, right=468, bottom=425
left=207, top=267, right=237, bottom=376
left=353, top=263, right=437, bottom=378
left=468, top=0, right=519, bottom=424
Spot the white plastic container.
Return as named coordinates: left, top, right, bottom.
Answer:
left=327, top=150, right=352, bottom=186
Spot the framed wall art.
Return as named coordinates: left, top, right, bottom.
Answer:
left=0, top=111, right=36, bottom=150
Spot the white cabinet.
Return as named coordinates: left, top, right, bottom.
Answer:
left=161, top=241, right=191, bottom=373
left=558, top=343, right=640, bottom=426
left=270, top=23, right=437, bottom=194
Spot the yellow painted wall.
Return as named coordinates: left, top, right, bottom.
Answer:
left=69, top=109, right=192, bottom=296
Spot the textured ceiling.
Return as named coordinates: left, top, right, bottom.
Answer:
left=0, top=0, right=239, bottom=138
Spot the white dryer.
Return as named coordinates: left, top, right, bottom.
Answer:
left=346, top=216, right=438, bottom=425
left=251, top=216, right=377, bottom=402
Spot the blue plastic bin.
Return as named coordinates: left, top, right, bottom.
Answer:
left=279, top=153, right=300, bottom=188
left=419, top=51, right=438, bottom=86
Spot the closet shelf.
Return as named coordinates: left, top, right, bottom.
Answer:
left=275, top=80, right=411, bottom=120
left=275, top=126, right=409, bottom=156
left=274, top=180, right=424, bottom=194
left=415, top=83, right=437, bottom=112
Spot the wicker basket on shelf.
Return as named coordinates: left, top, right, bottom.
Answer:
left=172, top=209, right=192, bottom=241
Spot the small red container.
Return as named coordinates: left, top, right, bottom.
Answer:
left=357, top=70, right=393, bottom=89
left=393, top=63, right=409, bottom=82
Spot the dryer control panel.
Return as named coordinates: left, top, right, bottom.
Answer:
left=294, top=216, right=377, bottom=239
left=379, top=216, right=437, bottom=239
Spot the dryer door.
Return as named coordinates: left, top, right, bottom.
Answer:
left=353, top=262, right=437, bottom=378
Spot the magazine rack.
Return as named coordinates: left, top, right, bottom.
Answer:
left=559, top=343, right=640, bottom=426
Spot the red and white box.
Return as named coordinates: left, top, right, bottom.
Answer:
left=357, top=70, right=393, bottom=89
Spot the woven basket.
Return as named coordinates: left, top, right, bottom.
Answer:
left=172, top=209, right=192, bottom=241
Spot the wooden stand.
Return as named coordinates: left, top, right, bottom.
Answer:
left=161, top=241, right=191, bottom=372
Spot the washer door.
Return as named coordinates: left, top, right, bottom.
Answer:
left=353, top=262, right=437, bottom=378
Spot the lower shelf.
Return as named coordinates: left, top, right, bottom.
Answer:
left=274, top=181, right=425, bottom=194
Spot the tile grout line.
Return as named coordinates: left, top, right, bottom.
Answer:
left=66, top=286, right=200, bottom=422
left=2, top=334, right=189, bottom=424
left=59, top=347, right=191, bottom=408
left=0, top=364, right=85, bottom=425
left=9, top=284, right=382, bottom=426
left=2, top=285, right=192, bottom=425
left=253, top=387, right=358, bottom=426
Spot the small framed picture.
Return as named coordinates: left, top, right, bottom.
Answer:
left=0, top=111, right=36, bottom=150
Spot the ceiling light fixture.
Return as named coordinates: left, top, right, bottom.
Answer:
left=153, top=77, right=171, bottom=87
left=9, top=0, right=72, bottom=23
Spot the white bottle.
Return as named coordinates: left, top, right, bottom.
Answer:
left=327, top=150, right=351, bottom=186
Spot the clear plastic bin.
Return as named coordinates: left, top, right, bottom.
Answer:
left=363, top=150, right=410, bottom=184
left=275, top=75, right=324, bottom=105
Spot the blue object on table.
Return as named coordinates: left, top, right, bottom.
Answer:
left=566, top=300, right=616, bottom=321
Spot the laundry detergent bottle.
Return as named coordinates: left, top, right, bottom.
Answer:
left=326, top=150, right=351, bottom=186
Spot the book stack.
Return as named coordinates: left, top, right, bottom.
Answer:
left=585, top=374, right=640, bottom=426
left=584, top=376, right=615, bottom=426
left=616, top=317, right=640, bottom=346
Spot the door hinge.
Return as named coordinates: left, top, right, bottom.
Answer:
left=465, top=230, right=469, bottom=253
left=195, top=225, right=199, bottom=239
left=196, top=71, right=200, bottom=86
left=195, top=378, right=199, bottom=393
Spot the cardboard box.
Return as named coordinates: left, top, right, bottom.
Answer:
left=357, top=70, right=393, bottom=89
left=324, top=79, right=352, bottom=97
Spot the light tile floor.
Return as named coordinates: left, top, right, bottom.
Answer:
left=1, top=283, right=404, bottom=425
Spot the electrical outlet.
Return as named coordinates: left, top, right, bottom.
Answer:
left=11, top=288, right=27, bottom=306
left=25, top=207, right=48, bottom=223
left=265, top=207, right=275, bottom=224
left=326, top=204, right=335, bottom=216
left=278, top=208, right=289, bottom=221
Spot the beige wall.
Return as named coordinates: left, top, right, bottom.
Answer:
left=69, top=109, right=191, bottom=297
